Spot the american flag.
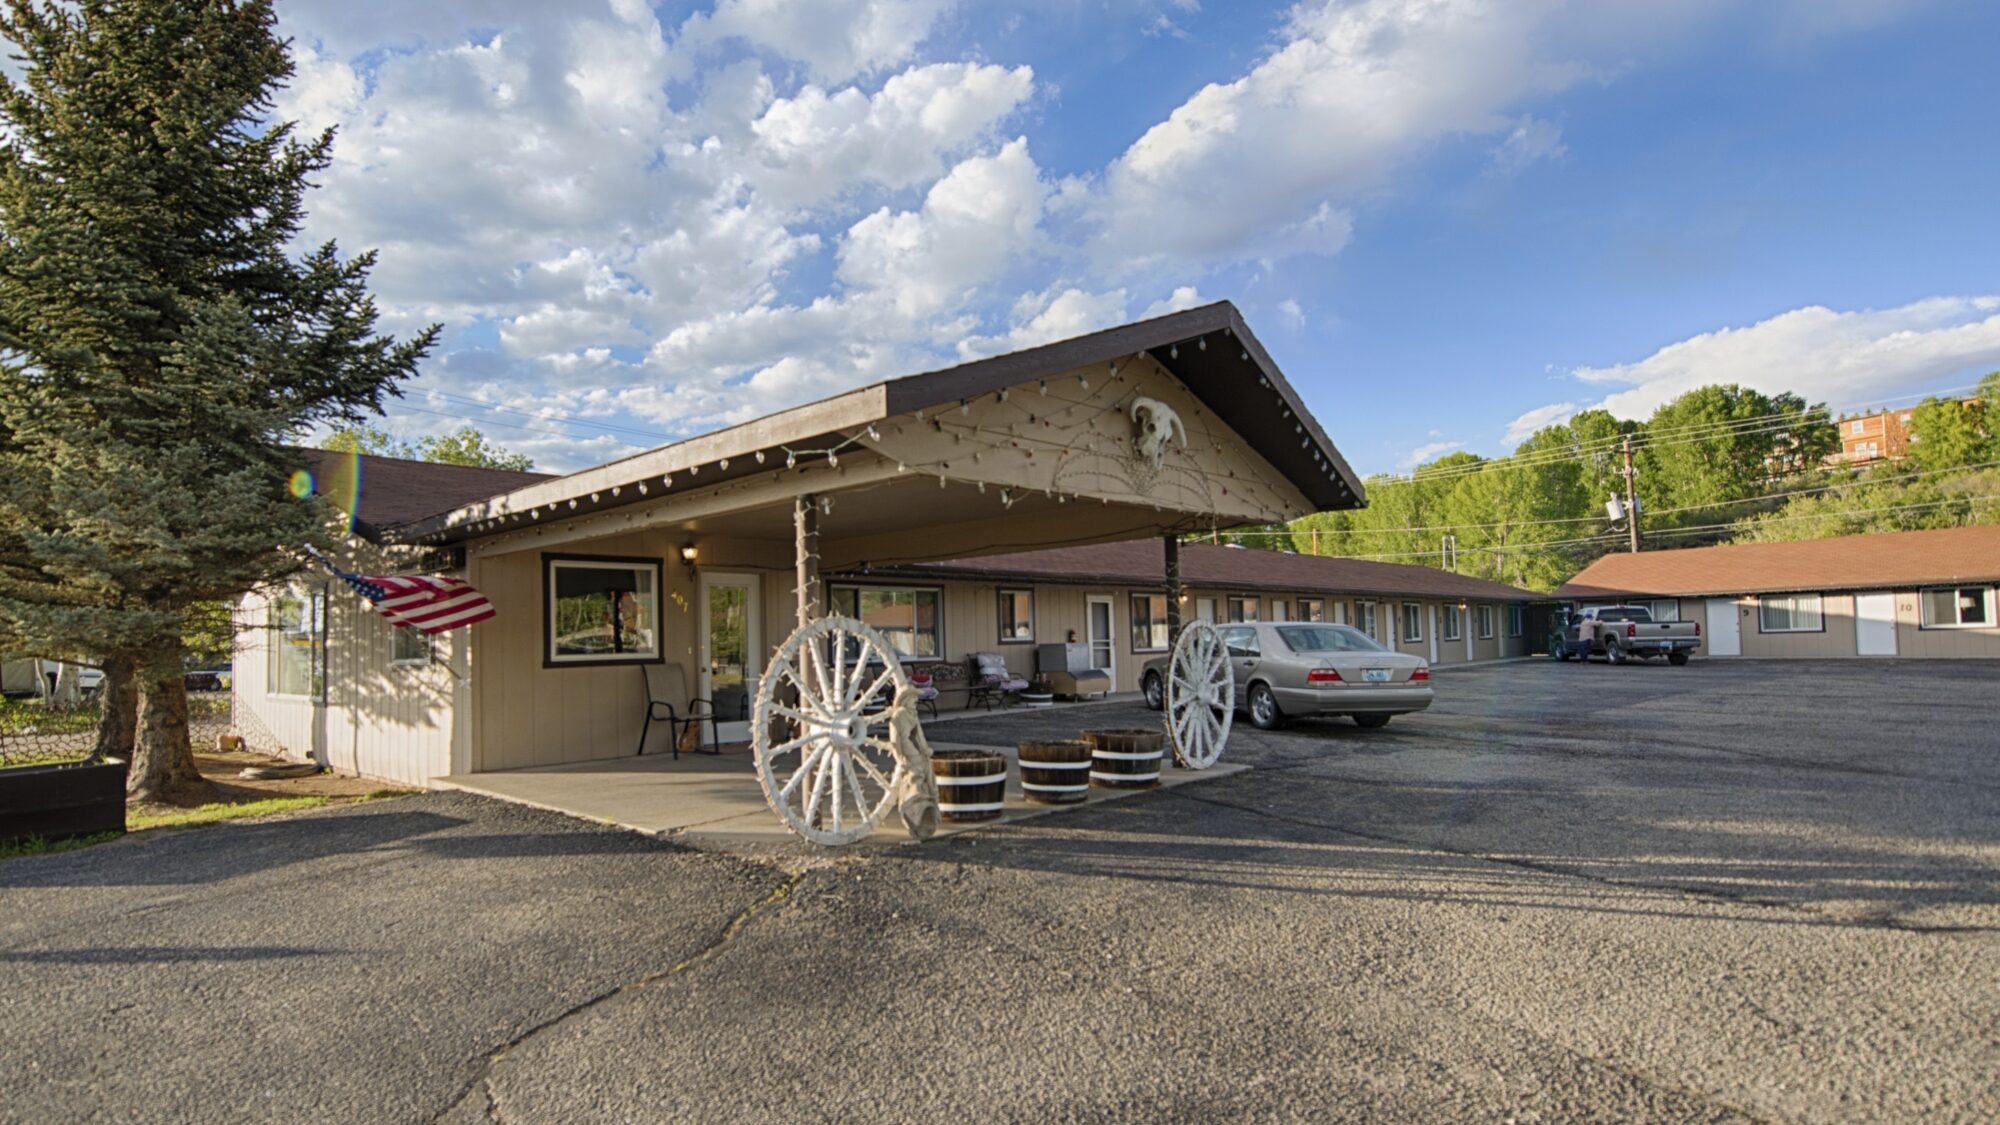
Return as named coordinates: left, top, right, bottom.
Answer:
left=313, top=552, right=496, bottom=634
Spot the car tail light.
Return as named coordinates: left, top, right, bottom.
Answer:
left=1626, top=623, right=1637, bottom=639
left=1695, top=622, right=1702, bottom=637
left=1307, top=667, right=1343, bottom=684
left=1410, top=667, right=1430, bottom=682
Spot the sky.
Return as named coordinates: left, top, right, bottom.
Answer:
left=273, top=0, right=2000, bottom=476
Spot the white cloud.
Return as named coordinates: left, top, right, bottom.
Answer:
left=678, top=0, right=953, bottom=84
left=1141, top=286, right=1206, bottom=319
left=1488, top=115, right=1566, bottom=176
left=1574, top=297, right=2000, bottom=418
left=1277, top=298, right=1305, bottom=329
left=958, top=286, right=1130, bottom=360
left=1399, top=440, right=1466, bottom=469
left=1501, top=401, right=1579, bottom=445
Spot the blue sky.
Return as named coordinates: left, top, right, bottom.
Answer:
left=276, top=0, right=2000, bottom=475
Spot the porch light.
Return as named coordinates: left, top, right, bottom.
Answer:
left=680, top=543, right=698, bottom=577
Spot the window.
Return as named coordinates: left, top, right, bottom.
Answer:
left=1442, top=605, right=1463, bottom=641
left=390, top=625, right=431, bottom=666
left=1507, top=604, right=1524, bottom=638
left=1851, top=419, right=1865, bottom=435
left=268, top=591, right=326, bottom=698
left=829, top=585, right=943, bottom=658
left=1194, top=596, right=1217, bottom=624
left=1357, top=601, right=1378, bottom=639
left=1270, top=599, right=1291, bottom=622
left=1400, top=602, right=1423, bottom=643
left=545, top=556, right=662, bottom=665
left=997, top=588, right=1034, bottom=643
left=1758, top=593, right=1824, bottom=633
left=1921, top=586, right=1994, bottom=629
left=1222, top=626, right=1260, bottom=658
left=1130, top=593, right=1170, bottom=651
left=1278, top=624, right=1386, bottom=655
left=1649, top=599, right=1681, bottom=622
left=1226, top=595, right=1261, bottom=623
left=1476, top=604, right=1495, bottom=640
left=1298, top=598, right=1325, bottom=623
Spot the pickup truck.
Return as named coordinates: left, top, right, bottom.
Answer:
left=1550, top=606, right=1701, bottom=665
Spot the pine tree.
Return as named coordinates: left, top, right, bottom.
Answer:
left=0, top=0, right=436, bottom=801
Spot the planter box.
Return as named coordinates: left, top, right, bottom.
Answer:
left=0, top=758, right=127, bottom=844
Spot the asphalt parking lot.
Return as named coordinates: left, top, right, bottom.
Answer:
left=2, top=659, right=1994, bottom=1122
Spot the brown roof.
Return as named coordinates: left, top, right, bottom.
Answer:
left=860, top=540, right=1544, bottom=602
left=296, top=448, right=553, bottom=541
left=1557, top=525, right=2000, bottom=600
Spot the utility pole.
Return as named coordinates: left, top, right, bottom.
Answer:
left=1622, top=434, right=1641, bottom=553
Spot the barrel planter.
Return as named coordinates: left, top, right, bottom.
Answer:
left=931, top=749, right=1008, bottom=822
left=1084, top=729, right=1165, bottom=789
left=1017, top=739, right=1093, bottom=805
left=0, top=758, right=127, bottom=845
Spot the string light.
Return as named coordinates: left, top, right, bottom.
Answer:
left=719, top=458, right=729, bottom=470
left=756, top=450, right=766, bottom=463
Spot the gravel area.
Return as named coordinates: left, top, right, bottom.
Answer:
left=3, top=659, right=1994, bottom=1122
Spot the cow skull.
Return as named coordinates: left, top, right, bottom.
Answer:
left=1129, top=396, right=1187, bottom=470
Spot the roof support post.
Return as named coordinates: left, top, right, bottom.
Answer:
left=1164, top=533, right=1183, bottom=644
left=795, top=493, right=821, bottom=627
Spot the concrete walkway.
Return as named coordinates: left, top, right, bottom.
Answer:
left=435, top=737, right=1245, bottom=853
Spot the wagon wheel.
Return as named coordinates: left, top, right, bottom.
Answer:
left=1164, top=620, right=1234, bottom=769
left=753, top=615, right=912, bottom=846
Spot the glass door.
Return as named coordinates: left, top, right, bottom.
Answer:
left=700, top=573, right=761, bottom=742
left=1086, top=595, right=1115, bottom=684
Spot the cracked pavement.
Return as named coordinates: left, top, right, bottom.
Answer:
left=3, top=659, right=1996, bottom=1122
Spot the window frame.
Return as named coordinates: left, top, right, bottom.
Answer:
left=1507, top=603, right=1524, bottom=638
left=1400, top=602, right=1423, bottom=643
left=996, top=587, right=1035, bottom=645
left=1476, top=604, right=1495, bottom=640
left=543, top=553, right=666, bottom=668
left=828, top=582, right=946, bottom=661
left=1442, top=604, right=1463, bottom=642
left=1298, top=597, right=1325, bottom=623
left=267, top=589, right=327, bottom=700
left=1756, top=593, right=1825, bottom=634
left=1357, top=601, right=1378, bottom=638
left=389, top=623, right=432, bottom=667
left=1129, top=592, right=1170, bottom=653
left=1226, top=595, right=1261, bottom=623
left=1919, top=586, right=1996, bottom=630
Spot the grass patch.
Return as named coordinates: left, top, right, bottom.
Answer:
left=128, top=795, right=333, bottom=831
left=0, top=750, right=89, bottom=770
left=0, top=831, right=122, bottom=860
left=0, top=695, right=98, bottom=736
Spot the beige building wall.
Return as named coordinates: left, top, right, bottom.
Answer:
left=1639, top=589, right=1999, bottom=659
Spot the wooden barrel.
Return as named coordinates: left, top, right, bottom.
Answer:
left=931, top=749, right=1008, bottom=822
left=1017, top=739, right=1093, bottom=804
left=1085, top=728, right=1165, bottom=789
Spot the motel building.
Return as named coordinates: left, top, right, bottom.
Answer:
left=1557, top=524, right=2000, bottom=659
left=231, top=303, right=1543, bottom=809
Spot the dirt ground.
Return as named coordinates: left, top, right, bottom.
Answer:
left=128, top=747, right=405, bottom=818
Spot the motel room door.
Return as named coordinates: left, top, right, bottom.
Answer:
left=1855, top=592, right=1898, bottom=656
left=1705, top=598, right=1741, bottom=656
left=700, top=572, right=761, bottom=741
left=1085, top=595, right=1116, bottom=685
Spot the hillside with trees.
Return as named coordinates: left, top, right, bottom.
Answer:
left=1288, top=375, right=1999, bottom=592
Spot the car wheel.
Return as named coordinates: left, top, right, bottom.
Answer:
left=1668, top=652, right=1689, bottom=667
left=1248, top=683, right=1283, bottom=730
left=1549, top=641, right=1566, bottom=661
left=1142, top=671, right=1163, bottom=711
left=1353, top=713, right=1391, bottom=729
left=1604, top=641, right=1625, bottom=665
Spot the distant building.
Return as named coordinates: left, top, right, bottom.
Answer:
left=1829, top=406, right=1916, bottom=467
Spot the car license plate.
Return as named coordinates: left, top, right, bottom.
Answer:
left=1364, top=668, right=1392, bottom=683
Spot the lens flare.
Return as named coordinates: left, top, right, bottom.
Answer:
left=292, top=449, right=365, bottom=536
left=288, top=470, right=315, bottom=499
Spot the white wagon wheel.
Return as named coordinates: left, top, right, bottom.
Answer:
left=753, top=615, right=912, bottom=846
left=1164, top=620, right=1234, bottom=769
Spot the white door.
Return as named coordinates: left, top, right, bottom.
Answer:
left=1855, top=592, right=1898, bottom=656
left=1705, top=597, right=1741, bottom=657
left=1086, top=596, right=1116, bottom=684
left=700, top=572, right=761, bottom=741
left=1427, top=606, right=1440, bottom=663
left=1465, top=608, right=1476, bottom=663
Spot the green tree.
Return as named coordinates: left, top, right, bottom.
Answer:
left=1636, top=385, right=1835, bottom=524
left=326, top=423, right=534, bottom=471
left=0, top=1, right=435, bottom=801
left=1906, top=384, right=1994, bottom=474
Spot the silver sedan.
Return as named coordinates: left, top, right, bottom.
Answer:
left=1143, top=622, right=1433, bottom=730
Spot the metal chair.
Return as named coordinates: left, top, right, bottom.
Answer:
left=637, top=662, right=720, bottom=759
left=966, top=652, right=1029, bottom=711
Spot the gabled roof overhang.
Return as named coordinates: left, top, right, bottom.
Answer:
left=379, top=301, right=1363, bottom=547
